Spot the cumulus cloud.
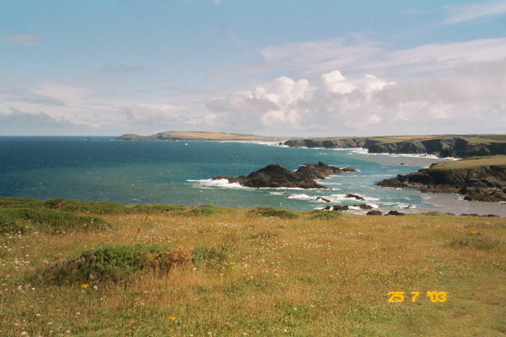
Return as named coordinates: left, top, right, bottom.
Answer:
left=0, top=33, right=41, bottom=45
left=443, top=0, right=506, bottom=24
left=206, top=57, right=506, bottom=136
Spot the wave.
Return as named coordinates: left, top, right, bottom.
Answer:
left=188, top=178, right=245, bottom=189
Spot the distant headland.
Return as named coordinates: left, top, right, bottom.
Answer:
left=116, top=131, right=506, bottom=159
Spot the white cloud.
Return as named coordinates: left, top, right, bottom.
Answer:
left=205, top=57, right=506, bottom=136
left=443, top=0, right=506, bottom=24
left=0, top=33, right=41, bottom=45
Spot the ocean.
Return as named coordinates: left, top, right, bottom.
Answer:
left=1, top=136, right=504, bottom=216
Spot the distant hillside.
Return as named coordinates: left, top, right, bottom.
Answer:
left=284, top=135, right=506, bottom=158
left=116, top=131, right=287, bottom=142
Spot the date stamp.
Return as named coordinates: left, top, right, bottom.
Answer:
left=388, top=291, right=446, bottom=303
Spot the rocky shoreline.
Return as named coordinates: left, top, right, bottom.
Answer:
left=375, top=164, right=506, bottom=202
left=284, top=136, right=506, bottom=158
left=212, top=162, right=355, bottom=189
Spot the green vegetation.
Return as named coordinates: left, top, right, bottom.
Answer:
left=1, top=198, right=505, bottom=336
left=0, top=208, right=107, bottom=234
left=308, top=209, right=341, bottom=220
left=251, top=206, right=300, bottom=219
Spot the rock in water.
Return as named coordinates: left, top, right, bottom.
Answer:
left=212, top=162, right=355, bottom=189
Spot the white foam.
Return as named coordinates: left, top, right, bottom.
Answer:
left=269, top=192, right=285, bottom=195
left=188, top=178, right=245, bottom=189
left=288, top=194, right=314, bottom=200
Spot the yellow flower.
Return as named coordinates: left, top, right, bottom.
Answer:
left=455, top=225, right=459, bottom=228
left=101, top=234, right=107, bottom=238
left=148, top=216, right=153, bottom=220
left=54, top=254, right=60, bottom=258
left=174, top=228, right=177, bottom=231
left=443, top=230, right=446, bottom=232
left=81, top=284, right=89, bottom=289
left=86, top=211, right=90, bottom=214
left=380, top=272, right=384, bottom=276
left=471, top=231, right=476, bottom=234
left=206, top=218, right=211, bottom=220
left=169, top=316, right=175, bottom=321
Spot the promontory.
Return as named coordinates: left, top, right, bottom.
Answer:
left=212, top=162, right=356, bottom=189
left=375, top=156, right=506, bottom=202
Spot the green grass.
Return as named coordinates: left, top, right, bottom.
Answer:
left=308, top=209, right=341, bottom=220
left=0, top=208, right=107, bottom=234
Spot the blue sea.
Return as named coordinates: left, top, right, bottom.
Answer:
left=1, top=136, right=504, bottom=216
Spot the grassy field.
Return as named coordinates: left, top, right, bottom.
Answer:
left=1, top=198, right=505, bottom=336
left=428, top=155, right=506, bottom=170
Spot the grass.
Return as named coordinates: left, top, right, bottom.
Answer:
left=0, top=199, right=505, bottom=336
left=428, top=155, right=506, bottom=170
left=252, top=207, right=300, bottom=219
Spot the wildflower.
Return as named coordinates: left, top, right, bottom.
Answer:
left=81, top=284, right=89, bottom=289
left=148, top=216, right=153, bottom=220
left=101, top=234, right=106, bottom=238
left=471, top=231, right=476, bottom=234
left=443, top=230, right=446, bottom=232
left=206, top=218, right=211, bottom=220
left=174, top=228, right=177, bottom=231
left=86, top=211, right=90, bottom=214
left=455, top=225, right=459, bottom=228
left=54, top=254, right=60, bottom=258
left=169, top=316, right=175, bottom=321
left=380, top=272, right=384, bottom=276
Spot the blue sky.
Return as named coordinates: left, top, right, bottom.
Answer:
left=1, top=1, right=506, bottom=136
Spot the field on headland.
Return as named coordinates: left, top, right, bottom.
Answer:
left=1, top=198, right=505, bottom=336
left=428, top=155, right=506, bottom=170
left=116, top=131, right=287, bottom=142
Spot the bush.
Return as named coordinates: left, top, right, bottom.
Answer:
left=44, top=198, right=132, bottom=215
left=252, top=207, right=299, bottom=219
left=188, top=205, right=222, bottom=217
left=309, top=210, right=341, bottom=220
left=37, top=243, right=227, bottom=284
left=0, top=208, right=107, bottom=234
left=132, top=204, right=187, bottom=215
left=0, top=197, right=44, bottom=209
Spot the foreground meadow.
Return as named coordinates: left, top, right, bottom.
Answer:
left=0, top=199, right=505, bottom=336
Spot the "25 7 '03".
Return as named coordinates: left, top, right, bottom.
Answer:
left=388, top=292, right=447, bottom=303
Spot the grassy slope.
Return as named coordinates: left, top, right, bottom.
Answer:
left=428, top=155, right=506, bottom=170
left=0, top=200, right=505, bottom=336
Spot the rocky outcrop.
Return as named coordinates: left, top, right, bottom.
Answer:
left=324, top=204, right=374, bottom=211
left=212, top=162, right=355, bottom=189
left=376, top=165, right=506, bottom=202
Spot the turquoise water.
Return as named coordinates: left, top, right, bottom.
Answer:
left=1, top=136, right=503, bottom=215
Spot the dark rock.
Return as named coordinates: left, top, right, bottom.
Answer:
left=213, top=162, right=355, bottom=189
left=345, top=194, right=365, bottom=201
left=316, top=197, right=331, bottom=203
left=332, top=204, right=373, bottom=211
left=385, top=210, right=405, bottom=216
left=366, top=210, right=382, bottom=216
left=376, top=165, right=506, bottom=203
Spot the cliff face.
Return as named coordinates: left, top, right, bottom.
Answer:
left=375, top=166, right=506, bottom=202
left=284, top=136, right=506, bottom=158
left=212, top=162, right=356, bottom=189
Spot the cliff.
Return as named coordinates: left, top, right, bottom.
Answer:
left=375, top=156, right=506, bottom=202
left=212, top=162, right=356, bottom=189
left=284, top=135, right=506, bottom=158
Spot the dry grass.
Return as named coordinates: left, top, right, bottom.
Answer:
left=429, top=155, right=506, bottom=170
left=1, top=210, right=505, bottom=336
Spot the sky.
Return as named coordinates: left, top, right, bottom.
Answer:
left=1, top=0, right=506, bottom=137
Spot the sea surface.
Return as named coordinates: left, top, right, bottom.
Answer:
left=1, top=136, right=505, bottom=216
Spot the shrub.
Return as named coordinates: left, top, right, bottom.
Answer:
left=0, top=208, right=107, bottom=234
left=309, top=210, right=341, bottom=220
left=44, top=198, right=132, bottom=215
left=132, top=204, right=187, bottom=215
left=252, top=207, right=299, bottom=219
left=0, top=197, right=44, bottom=209
left=188, top=205, right=222, bottom=217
